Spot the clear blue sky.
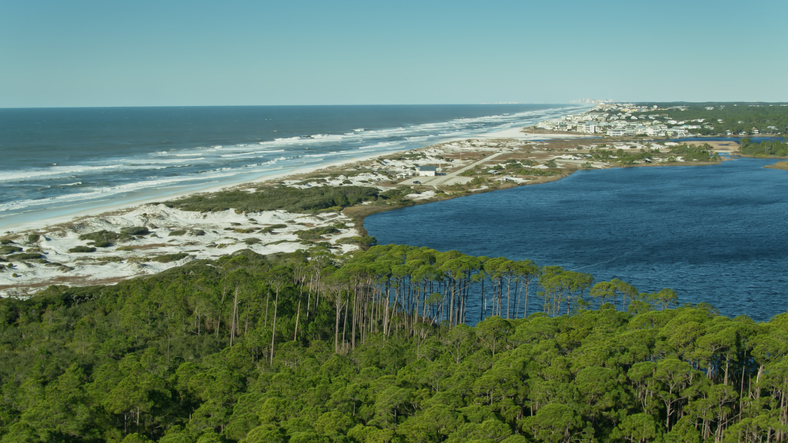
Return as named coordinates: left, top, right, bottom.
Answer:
left=2, top=0, right=787, bottom=107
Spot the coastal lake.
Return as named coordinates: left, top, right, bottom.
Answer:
left=365, top=157, right=788, bottom=322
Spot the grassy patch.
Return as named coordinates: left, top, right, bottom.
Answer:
left=296, top=226, right=340, bottom=241
left=151, top=253, right=190, bottom=263
left=79, top=230, right=129, bottom=244
left=68, top=246, right=96, bottom=253
left=765, top=161, right=788, bottom=170
left=7, top=252, right=45, bottom=261
left=261, top=224, right=288, bottom=234
left=164, top=185, right=380, bottom=213
left=75, top=256, right=125, bottom=263
left=0, top=245, right=23, bottom=255
left=120, top=226, right=150, bottom=236
left=232, top=228, right=257, bottom=234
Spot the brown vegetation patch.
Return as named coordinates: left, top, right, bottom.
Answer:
left=765, top=161, right=788, bottom=170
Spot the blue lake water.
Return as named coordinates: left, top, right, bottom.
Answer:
left=365, top=158, right=788, bottom=322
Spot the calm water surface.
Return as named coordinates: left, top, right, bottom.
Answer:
left=365, top=158, right=788, bottom=322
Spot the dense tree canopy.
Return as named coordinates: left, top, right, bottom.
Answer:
left=163, top=186, right=382, bottom=213
left=635, top=103, right=788, bottom=136
left=1, top=246, right=786, bottom=442
left=739, top=138, right=788, bottom=157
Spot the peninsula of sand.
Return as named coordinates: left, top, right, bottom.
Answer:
left=0, top=125, right=735, bottom=298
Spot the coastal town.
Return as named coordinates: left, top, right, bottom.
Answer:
left=538, top=102, right=787, bottom=137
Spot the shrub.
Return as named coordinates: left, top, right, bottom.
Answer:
left=296, top=226, right=340, bottom=241
left=120, top=226, right=150, bottom=236
left=68, top=246, right=96, bottom=253
left=168, top=230, right=187, bottom=237
left=79, top=230, right=119, bottom=243
left=27, top=234, right=40, bottom=243
left=0, top=245, right=23, bottom=255
left=7, top=253, right=44, bottom=260
left=261, top=224, right=288, bottom=234
left=151, top=253, right=190, bottom=263
left=164, top=185, right=380, bottom=213
left=233, top=228, right=257, bottom=234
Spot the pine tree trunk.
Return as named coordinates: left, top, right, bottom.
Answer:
left=335, top=297, right=341, bottom=353
left=230, top=286, right=239, bottom=346
left=269, top=288, right=279, bottom=364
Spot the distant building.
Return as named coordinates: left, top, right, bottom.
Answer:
left=577, top=122, right=597, bottom=134
left=416, top=166, right=437, bottom=176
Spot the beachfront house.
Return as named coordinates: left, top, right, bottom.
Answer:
left=416, top=166, right=437, bottom=177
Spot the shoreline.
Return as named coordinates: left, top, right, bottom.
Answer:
left=0, top=127, right=588, bottom=235
left=0, top=152, right=389, bottom=234
left=0, top=122, right=757, bottom=298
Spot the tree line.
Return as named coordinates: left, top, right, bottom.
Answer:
left=589, top=144, right=720, bottom=165
left=635, top=103, right=788, bottom=136
left=0, top=246, right=787, bottom=442
left=739, top=138, right=788, bottom=157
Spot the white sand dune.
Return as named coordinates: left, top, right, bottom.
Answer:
left=0, top=204, right=359, bottom=296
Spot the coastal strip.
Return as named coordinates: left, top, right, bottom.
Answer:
left=0, top=105, right=742, bottom=297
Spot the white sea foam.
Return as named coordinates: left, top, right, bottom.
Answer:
left=357, top=141, right=397, bottom=150
left=157, top=152, right=206, bottom=157
left=0, top=171, right=244, bottom=214
left=129, top=157, right=206, bottom=165
left=0, top=164, right=127, bottom=183
left=219, top=150, right=285, bottom=158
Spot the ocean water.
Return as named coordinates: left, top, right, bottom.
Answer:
left=0, top=104, right=585, bottom=229
left=365, top=158, right=788, bottom=322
